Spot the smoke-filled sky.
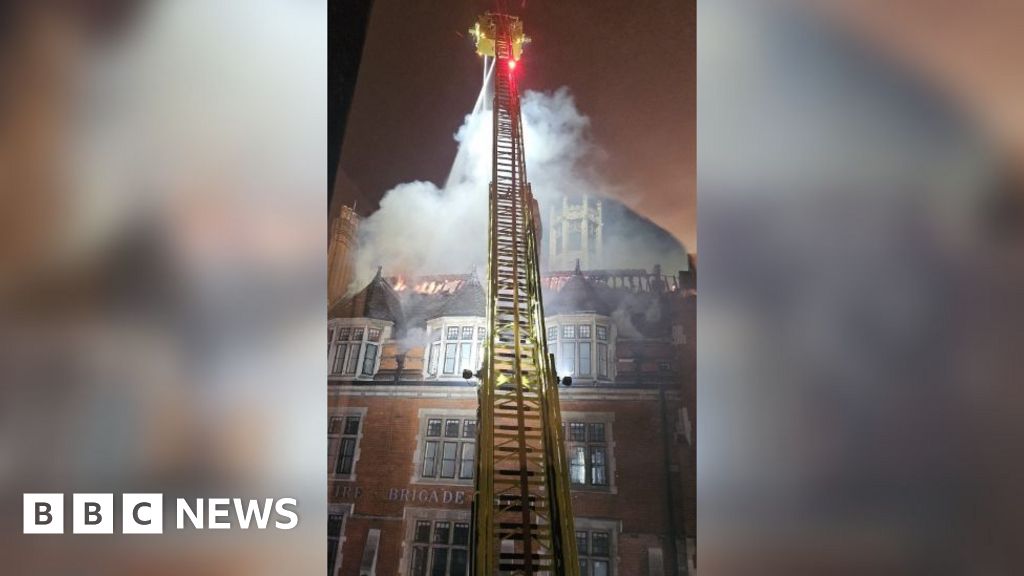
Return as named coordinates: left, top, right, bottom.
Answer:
left=334, top=0, right=695, bottom=251
left=351, top=87, right=689, bottom=288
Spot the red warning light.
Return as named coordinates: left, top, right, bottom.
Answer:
left=508, top=60, right=517, bottom=70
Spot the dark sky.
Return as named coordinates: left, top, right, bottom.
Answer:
left=335, top=0, right=695, bottom=251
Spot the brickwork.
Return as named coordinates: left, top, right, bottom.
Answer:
left=328, top=265, right=696, bottom=575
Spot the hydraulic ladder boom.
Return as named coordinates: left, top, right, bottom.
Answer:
left=470, top=12, right=579, bottom=576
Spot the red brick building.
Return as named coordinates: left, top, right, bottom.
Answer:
left=328, top=263, right=695, bottom=576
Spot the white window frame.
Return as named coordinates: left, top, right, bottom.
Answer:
left=329, top=319, right=391, bottom=381
left=562, top=412, right=617, bottom=493
left=423, top=317, right=487, bottom=380
left=412, top=409, right=477, bottom=486
left=546, top=314, right=615, bottom=383
left=399, top=508, right=472, bottom=576
left=329, top=407, right=368, bottom=481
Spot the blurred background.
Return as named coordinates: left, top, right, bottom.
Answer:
left=0, top=0, right=325, bottom=574
left=699, top=0, right=1024, bottom=574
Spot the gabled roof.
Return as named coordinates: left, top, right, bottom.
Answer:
left=329, top=267, right=404, bottom=325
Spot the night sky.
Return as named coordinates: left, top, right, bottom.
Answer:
left=335, top=0, right=695, bottom=251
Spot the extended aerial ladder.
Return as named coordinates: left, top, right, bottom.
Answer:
left=468, top=12, right=580, bottom=576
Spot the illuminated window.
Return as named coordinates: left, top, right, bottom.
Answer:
left=564, top=420, right=610, bottom=488
left=547, top=318, right=611, bottom=380
left=579, top=342, right=592, bottom=376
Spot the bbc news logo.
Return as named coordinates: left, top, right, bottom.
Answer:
left=23, top=494, right=298, bottom=534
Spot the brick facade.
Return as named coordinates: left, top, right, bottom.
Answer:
left=328, top=266, right=695, bottom=576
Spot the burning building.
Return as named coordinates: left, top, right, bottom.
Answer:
left=328, top=253, right=696, bottom=575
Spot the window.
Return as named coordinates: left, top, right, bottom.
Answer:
left=565, top=420, right=609, bottom=488
left=330, top=324, right=385, bottom=378
left=459, top=443, right=475, bottom=479
left=344, top=345, right=359, bottom=375
left=410, top=520, right=470, bottom=576
left=443, top=344, right=458, bottom=374
left=328, top=512, right=346, bottom=576
left=428, top=342, right=441, bottom=375
left=579, top=342, right=592, bottom=376
left=577, top=530, right=612, bottom=576
left=362, top=343, right=378, bottom=375
left=548, top=318, right=610, bottom=380
left=561, top=342, right=575, bottom=374
left=420, top=416, right=476, bottom=483
left=429, top=324, right=482, bottom=377
left=332, top=343, right=348, bottom=374
left=568, top=221, right=582, bottom=251
left=440, top=442, right=458, bottom=478
left=329, top=415, right=362, bottom=477
left=427, top=419, right=443, bottom=437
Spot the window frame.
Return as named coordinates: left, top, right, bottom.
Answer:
left=562, top=413, right=616, bottom=492
left=574, top=517, right=619, bottom=576
left=423, top=318, right=487, bottom=380
left=403, top=509, right=472, bottom=576
left=329, top=320, right=390, bottom=380
left=327, top=504, right=353, bottom=576
left=545, top=315, right=614, bottom=383
left=415, top=410, right=477, bottom=485
left=329, top=408, right=367, bottom=481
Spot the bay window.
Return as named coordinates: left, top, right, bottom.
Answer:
left=329, top=321, right=388, bottom=379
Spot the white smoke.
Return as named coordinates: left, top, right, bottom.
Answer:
left=351, top=87, right=687, bottom=289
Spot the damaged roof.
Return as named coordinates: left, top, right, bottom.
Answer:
left=329, top=267, right=405, bottom=325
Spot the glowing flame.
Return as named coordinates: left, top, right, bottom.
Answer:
left=414, top=281, right=445, bottom=295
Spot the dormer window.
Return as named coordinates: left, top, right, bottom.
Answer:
left=329, top=319, right=390, bottom=380
left=545, top=314, right=615, bottom=383
left=424, top=317, right=487, bottom=380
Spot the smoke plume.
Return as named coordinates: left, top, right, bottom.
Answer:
left=351, top=87, right=688, bottom=289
